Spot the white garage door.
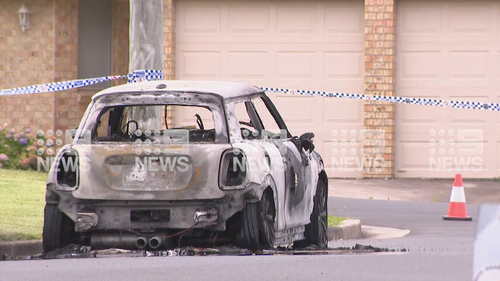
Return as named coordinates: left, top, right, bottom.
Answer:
left=176, top=0, right=365, bottom=178
left=396, top=0, right=500, bottom=178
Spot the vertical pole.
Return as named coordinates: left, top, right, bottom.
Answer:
left=128, top=0, right=164, bottom=130
left=129, top=0, right=164, bottom=72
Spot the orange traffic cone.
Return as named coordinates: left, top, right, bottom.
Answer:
left=443, top=174, right=472, bottom=221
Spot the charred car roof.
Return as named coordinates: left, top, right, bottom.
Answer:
left=93, top=80, right=264, bottom=102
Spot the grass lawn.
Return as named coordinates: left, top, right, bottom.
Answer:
left=328, top=215, right=346, bottom=227
left=0, top=169, right=347, bottom=241
left=0, top=169, right=47, bottom=242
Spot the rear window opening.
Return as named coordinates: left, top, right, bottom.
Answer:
left=92, top=104, right=217, bottom=143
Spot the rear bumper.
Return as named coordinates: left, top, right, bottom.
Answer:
left=72, top=197, right=242, bottom=232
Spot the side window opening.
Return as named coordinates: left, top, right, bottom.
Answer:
left=234, top=101, right=260, bottom=140
left=252, top=97, right=289, bottom=140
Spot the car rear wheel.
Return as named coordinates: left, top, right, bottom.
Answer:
left=296, top=179, right=328, bottom=249
left=42, top=203, right=75, bottom=253
left=237, top=190, right=276, bottom=250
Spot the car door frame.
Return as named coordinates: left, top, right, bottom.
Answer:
left=246, top=94, right=317, bottom=229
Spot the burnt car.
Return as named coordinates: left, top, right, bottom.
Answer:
left=43, top=80, right=328, bottom=252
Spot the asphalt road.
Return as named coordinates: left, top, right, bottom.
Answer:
left=0, top=197, right=478, bottom=281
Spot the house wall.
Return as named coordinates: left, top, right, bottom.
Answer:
left=0, top=0, right=57, bottom=131
left=0, top=0, right=130, bottom=133
left=0, top=0, right=398, bottom=177
left=53, top=0, right=80, bottom=132
left=363, top=0, right=396, bottom=178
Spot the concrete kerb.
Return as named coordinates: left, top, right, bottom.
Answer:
left=327, top=219, right=363, bottom=241
left=0, top=240, right=42, bottom=259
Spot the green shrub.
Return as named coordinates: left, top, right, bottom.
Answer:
left=0, top=124, right=50, bottom=170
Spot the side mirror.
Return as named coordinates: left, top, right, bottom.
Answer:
left=65, top=127, right=79, bottom=144
left=71, top=126, right=78, bottom=138
left=299, top=132, right=315, bottom=152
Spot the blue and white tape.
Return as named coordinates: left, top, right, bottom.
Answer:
left=261, top=87, right=500, bottom=112
left=127, top=69, right=164, bottom=84
left=0, top=69, right=164, bottom=96
left=1, top=71, right=499, bottom=112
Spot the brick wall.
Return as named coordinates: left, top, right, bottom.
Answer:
left=111, top=0, right=130, bottom=86
left=363, top=0, right=396, bottom=178
left=0, top=0, right=56, bottom=132
left=53, top=0, right=80, bottom=132
left=0, top=0, right=131, bottom=133
left=163, top=0, right=175, bottom=80
left=164, top=0, right=175, bottom=127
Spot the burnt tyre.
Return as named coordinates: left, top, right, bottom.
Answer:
left=238, top=190, right=276, bottom=250
left=42, top=203, right=75, bottom=253
left=296, top=180, right=328, bottom=249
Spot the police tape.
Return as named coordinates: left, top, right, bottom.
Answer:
left=261, top=87, right=500, bottom=112
left=1, top=71, right=500, bottom=112
left=0, top=69, right=164, bottom=96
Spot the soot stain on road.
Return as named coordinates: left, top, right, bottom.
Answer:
left=1, top=244, right=408, bottom=260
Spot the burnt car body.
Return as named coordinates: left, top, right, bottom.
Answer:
left=43, top=80, right=328, bottom=252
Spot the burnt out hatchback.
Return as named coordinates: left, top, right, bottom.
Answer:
left=43, top=80, right=328, bottom=252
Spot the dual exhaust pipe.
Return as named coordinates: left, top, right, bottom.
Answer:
left=91, top=233, right=163, bottom=250
left=136, top=236, right=163, bottom=250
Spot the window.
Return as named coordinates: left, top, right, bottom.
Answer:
left=234, top=101, right=259, bottom=140
left=252, top=97, right=284, bottom=138
left=93, top=105, right=216, bottom=143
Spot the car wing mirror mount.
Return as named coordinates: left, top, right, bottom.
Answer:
left=299, top=132, right=315, bottom=152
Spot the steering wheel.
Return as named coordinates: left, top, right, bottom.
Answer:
left=124, top=120, right=139, bottom=136
left=195, top=114, right=204, bottom=130
left=239, top=120, right=254, bottom=128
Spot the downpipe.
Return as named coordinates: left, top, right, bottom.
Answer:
left=91, top=233, right=150, bottom=250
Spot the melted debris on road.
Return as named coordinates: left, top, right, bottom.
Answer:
left=1, top=244, right=408, bottom=260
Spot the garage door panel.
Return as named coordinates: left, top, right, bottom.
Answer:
left=177, top=0, right=364, bottom=178
left=276, top=51, right=317, bottom=80
left=324, top=2, right=364, bottom=35
left=399, top=51, right=442, bottom=80
left=449, top=4, right=492, bottom=34
left=179, top=51, right=221, bottom=79
left=397, top=0, right=500, bottom=178
left=449, top=97, right=492, bottom=125
left=275, top=96, right=315, bottom=124
left=228, top=51, right=269, bottom=80
left=397, top=102, right=440, bottom=126
left=324, top=140, right=364, bottom=178
left=397, top=141, right=434, bottom=170
left=399, top=3, right=442, bottom=36
left=497, top=53, right=500, bottom=78
left=324, top=99, right=362, bottom=124
left=179, top=4, right=221, bottom=34
left=325, top=52, right=363, bottom=79
left=276, top=5, right=317, bottom=34
left=449, top=51, right=489, bottom=79
left=497, top=142, right=500, bottom=171
left=228, top=5, right=269, bottom=34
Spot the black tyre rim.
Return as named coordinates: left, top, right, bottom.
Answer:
left=260, top=192, right=276, bottom=247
